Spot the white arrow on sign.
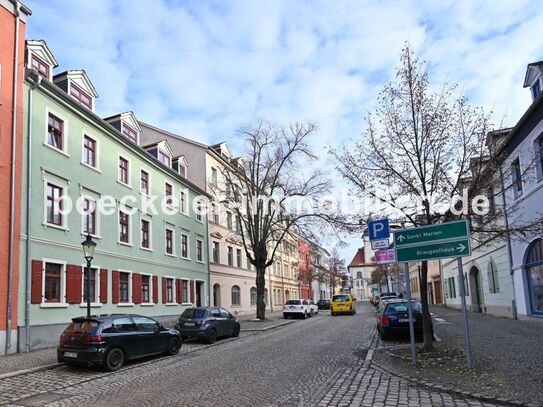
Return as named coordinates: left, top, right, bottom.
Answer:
left=397, top=235, right=405, bottom=242
left=457, top=243, right=466, bottom=252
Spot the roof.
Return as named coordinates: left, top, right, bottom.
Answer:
left=348, top=248, right=365, bottom=268
left=523, top=61, right=543, bottom=88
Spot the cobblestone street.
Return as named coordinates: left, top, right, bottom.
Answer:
left=0, top=303, right=507, bottom=406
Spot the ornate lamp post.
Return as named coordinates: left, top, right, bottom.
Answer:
left=81, top=234, right=97, bottom=318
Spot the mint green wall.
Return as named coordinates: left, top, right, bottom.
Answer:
left=19, top=80, right=209, bottom=327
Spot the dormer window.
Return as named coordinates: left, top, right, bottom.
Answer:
left=158, top=150, right=171, bottom=167
left=122, top=123, right=138, bottom=143
left=70, top=83, right=92, bottom=110
left=532, top=79, right=542, bottom=101
left=174, top=156, right=188, bottom=178
left=31, top=54, right=49, bottom=77
left=179, top=161, right=187, bottom=178
left=524, top=62, right=543, bottom=102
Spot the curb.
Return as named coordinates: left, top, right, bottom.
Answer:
left=241, top=319, right=296, bottom=332
left=0, top=363, right=63, bottom=380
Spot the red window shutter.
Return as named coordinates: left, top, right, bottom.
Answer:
left=132, top=273, right=142, bottom=304
left=100, top=269, right=108, bottom=303
left=190, top=280, right=195, bottom=304
left=176, top=279, right=182, bottom=304
left=162, top=277, right=167, bottom=304
left=112, top=270, right=119, bottom=304
left=31, top=260, right=43, bottom=304
left=66, top=265, right=82, bottom=304
left=153, top=275, right=158, bottom=304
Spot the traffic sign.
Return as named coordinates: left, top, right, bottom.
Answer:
left=368, top=219, right=390, bottom=241
left=394, top=220, right=468, bottom=247
left=396, top=238, right=471, bottom=262
left=375, top=248, right=396, bottom=264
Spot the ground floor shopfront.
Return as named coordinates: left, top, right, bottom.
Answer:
left=513, top=237, right=543, bottom=319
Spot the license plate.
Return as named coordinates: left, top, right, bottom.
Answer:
left=63, top=351, right=77, bottom=358
left=289, top=306, right=295, bottom=309
left=184, top=322, right=195, bottom=327
left=399, top=319, right=409, bottom=323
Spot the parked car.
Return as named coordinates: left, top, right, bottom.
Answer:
left=331, top=294, right=357, bottom=316
left=305, top=299, right=319, bottom=315
left=175, top=307, right=240, bottom=344
left=376, top=299, right=432, bottom=340
left=375, top=292, right=398, bottom=309
left=57, top=314, right=181, bottom=371
left=283, top=299, right=311, bottom=319
left=317, top=299, right=331, bottom=310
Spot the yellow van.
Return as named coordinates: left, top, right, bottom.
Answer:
left=331, top=294, right=356, bottom=316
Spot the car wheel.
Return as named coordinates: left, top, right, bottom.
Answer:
left=105, top=348, right=124, bottom=372
left=331, top=312, right=336, bottom=316
left=167, top=337, right=181, bottom=355
left=283, top=314, right=288, bottom=319
left=207, top=329, right=217, bottom=344
left=232, top=323, right=240, bottom=337
left=301, top=312, right=306, bottom=319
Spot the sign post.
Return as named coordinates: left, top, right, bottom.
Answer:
left=457, top=258, right=473, bottom=369
left=404, top=261, right=417, bottom=365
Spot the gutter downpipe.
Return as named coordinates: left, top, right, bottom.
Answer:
left=6, top=0, right=21, bottom=355
left=499, top=166, right=518, bottom=319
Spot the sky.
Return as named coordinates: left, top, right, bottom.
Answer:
left=24, top=0, right=543, bottom=265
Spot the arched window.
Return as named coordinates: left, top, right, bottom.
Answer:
left=487, top=260, right=500, bottom=293
left=356, top=271, right=362, bottom=280
left=231, top=285, right=241, bottom=306
left=526, top=239, right=543, bottom=314
left=250, top=287, right=257, bottom=305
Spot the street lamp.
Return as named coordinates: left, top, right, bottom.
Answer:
left=81, top=234, right=97, bottom=318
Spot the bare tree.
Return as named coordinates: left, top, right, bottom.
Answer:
left=221, top=120, right=333, bottom=320
left=330, top=44, right=493, bottom=350
left=326, top=248, right=345, bottom=295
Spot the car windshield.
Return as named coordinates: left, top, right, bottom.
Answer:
left=180, top=309, right=207, bottom=319
left=286, top=300, right=301, bottom=305
left=380, top=293, right=397, bottom=298
left=66, top=320, right=99, bottom=334
left=385, top=302, right=422, bottom=315
left=332, top=295, right=350, bottom=302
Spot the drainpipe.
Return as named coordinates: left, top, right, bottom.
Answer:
left=205, top=214, right=210, bottom=307
left=6, top=0, right=21, bottom=355
left=24, top=74, right=41, bottom=352
left=499, top=166, right=518, bottom=319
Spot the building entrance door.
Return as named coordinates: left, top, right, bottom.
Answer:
left=213, top=283, right=221, bottom=307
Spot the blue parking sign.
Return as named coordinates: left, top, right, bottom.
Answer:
left=368, top=219, right=390, bottom=241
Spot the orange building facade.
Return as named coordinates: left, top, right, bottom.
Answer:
left=0, top=0, right=30, bottom=354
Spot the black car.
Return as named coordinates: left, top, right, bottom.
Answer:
left=57, top=314, right=181, bottom=371
left=176, top=307, right=240, bottom=344
left=317, top=299, right=331, bottom=310
left=376, top=300, right=432, bottom=340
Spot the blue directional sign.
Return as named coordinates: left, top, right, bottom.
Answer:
left=368, top=219, right=390, bottom=241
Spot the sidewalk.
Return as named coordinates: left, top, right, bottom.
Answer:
left=372, top=304, right=543, bottom=407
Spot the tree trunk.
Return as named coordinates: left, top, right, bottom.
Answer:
left=420, top=260, right=433, bottom=350
left=256, top=265, right=266, bottom=320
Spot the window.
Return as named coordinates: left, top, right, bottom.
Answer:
left=122, top=123, right=138, bottom=143
left=83, top=135, right=97, bottom=167
left=82, top=197, right=96, bottom=235
left=247, top=255, right=252, bottom=270
left=526, top=238, right=543, bottom=314
left=211, top=203, right=219, bottom=223
left=182, top=280, right=189, bottom=303
left=47, top=113, right=63, bottom=151
left=196, top=239, right=203, bottom=262
left=235, top=215, right=242, bottom=232
left=82, top=267, right=97, bottom=303
left=180, top=190, right=188, bottom=214
left=133, top=316, right=158, bottom=331
left=231, top=285, right=241, bottom=306
left=141, top=275, right=150, bottom=303
left=211, top=167, right=218, bottom=186
left=537, top=136, right=543, bottom=181
left=227, top=246, right=234, bottom=266
left=165, top=183, right=173, bottom=206
left=158, top=150, right=171, bottom=167
left=165, top=228, right=174, bottom=255
left=532, top=79, right=542, bottom=101
left=119, top=211, right=130, bottom=244
left=46, top=183, right=63, bottom=226
left=511, top=158, right=523, bottom=198
left=166, top=278, right=174, bottom=303
left=196, top=200, right=203, bottom=222
left=212, top=242, right=220, bottom=263
left=236, top=249, right=242, bottom=268
left=181, top=233, right=189, bottom=258
left=226, top=212, right=233, bottom=229
left=250, top=287, right=257, bottom=305
left=44, top=262, right=62, bottom=303
left=141, top=219, right=150, bottom=249
left=118, top=157, right=129, bottom=185
left=31, top=54, right=49, bottom=77
left=119, top=272, right=130, bottom=303
left=70, top=83, right=92, bottom=110
left=488, top=261, right=500, bottom=293
left=178, top=162, right=187, bottom=178
left=140, top=170, right=149, bottom=195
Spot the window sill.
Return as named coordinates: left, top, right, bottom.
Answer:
left=80, top=161, right=101, bottom=173
left=141, top=247, right=153, bottom=252
left=140, top=303, right=154, bottom=307
left=43, top=143, right=70, bottom=158
left=117, top=303, right=134, bottom=307
left=117, top=180, right=133, bottom=190
left=196, top=260, right=205, bottom=264
left=118, top=241, right=133, bottom=247
left=40, top=302, right=69, bottom=308
left=78, top=303, right=102, bottom=308
left=43, top=222, right=69, bottom=232
left=165, top=303, right=178, bottom=306
left=181, top=256, right=192, bottom=261
left=181, top=302, right=193, bottom=306
left=81, top=232, right=103, bottom=240
left=165, top=253, right=177, bottom=258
